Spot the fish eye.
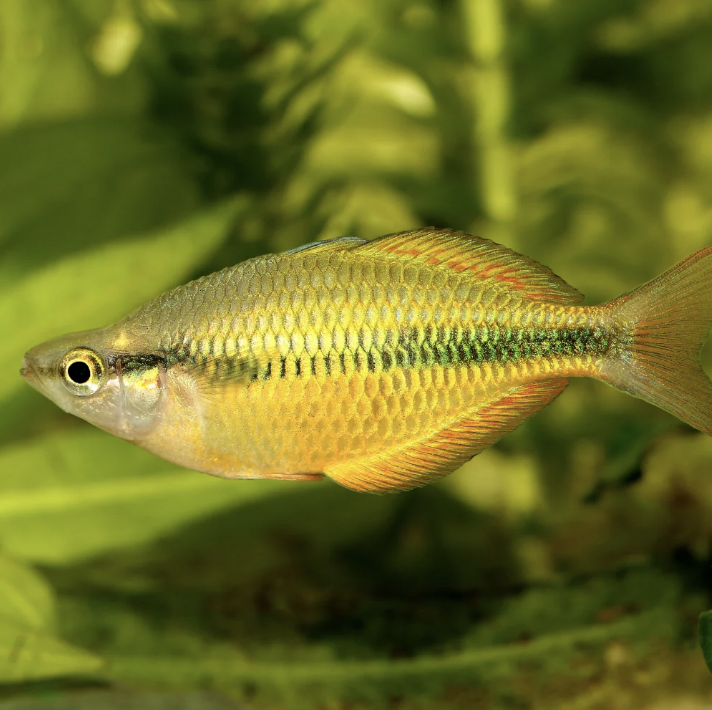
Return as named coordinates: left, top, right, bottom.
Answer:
left=68, top=361, right=91, bottom=384
left=60, top=348, right=105, bottom=396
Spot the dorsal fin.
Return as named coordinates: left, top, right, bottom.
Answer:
left=284, top=236, right=367, bottom=255
left=353, top=228, right=583, bottom=304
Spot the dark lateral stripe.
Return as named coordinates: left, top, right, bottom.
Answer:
left=168, top=325, right=612, bottom=382
left=274, top=325, right=609, bottom=380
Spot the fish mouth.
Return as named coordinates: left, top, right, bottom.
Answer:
left=20, top=355, right=41, bottom=390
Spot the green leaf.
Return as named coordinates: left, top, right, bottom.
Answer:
left=518, top=117, right=671, bottom=304
left=105, top=610, right=673, bottom=701
left=0, top=119, right=201, bottom=280
left=0, top=690, right=245, bottom=710
left=0, top=2, right=110, bottom=128
left=0, top=198, right=245, bottom=405
left=699, top=609, right=712, bottom=674
left=0, top=555, right=54, bottom=632
left=0, top=428, right=305, bottom=565
left=0, top=620, right=103, bottom=684
left=0, top=555, right=103, bottom=684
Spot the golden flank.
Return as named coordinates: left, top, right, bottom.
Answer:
left=21, top=229, right=712, bottom=493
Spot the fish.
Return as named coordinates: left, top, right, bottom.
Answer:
left=20, top=228, right=712, bottom=493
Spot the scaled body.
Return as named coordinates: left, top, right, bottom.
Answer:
left=21, top=229, right=712, bottom=493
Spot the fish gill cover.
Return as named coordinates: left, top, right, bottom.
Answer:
left=1, top=0, right=712, bottom=708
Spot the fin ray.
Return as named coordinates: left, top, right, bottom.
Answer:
left=325, top=378, right=569, bottom=493
left=354, top=228, right=583, bottom=304
left=601, top=247, right=712, bottom=434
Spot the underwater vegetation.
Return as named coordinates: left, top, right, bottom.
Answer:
left=2, top=0, right=712, bottom=708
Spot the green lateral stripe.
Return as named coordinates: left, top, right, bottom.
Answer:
left=166, top=325, right=612, bottom=382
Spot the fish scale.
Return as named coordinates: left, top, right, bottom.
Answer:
left=115, top=248, right=611, bottom=486
left=21, top=228, right=712, bottom=493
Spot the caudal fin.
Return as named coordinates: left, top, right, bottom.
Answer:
left=600, top=247, right=712, bottom=434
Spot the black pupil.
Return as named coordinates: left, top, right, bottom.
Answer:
left=68, top=360, right=92, bottom=384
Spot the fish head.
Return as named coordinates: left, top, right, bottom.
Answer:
left=21, top=328, right=166, bottom=441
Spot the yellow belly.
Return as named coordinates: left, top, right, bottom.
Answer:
left=137, top=352, right=586, bottom=480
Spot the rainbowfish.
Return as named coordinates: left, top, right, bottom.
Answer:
left=20, top=229, right=712, bottom=493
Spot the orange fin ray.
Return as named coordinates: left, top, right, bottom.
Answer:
left=325, top=378, right=569, bottom=494
left=601, top=246, right=712, bottom=434
left=353, top=228, right=583, bottom=304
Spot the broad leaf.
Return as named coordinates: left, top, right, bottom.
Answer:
left=0, top=555, right=54, bottom=632
left=0, top=119, right=201, bottom=279
left=699, top=609, right=712, bottom=674
left=0, top=555, right=103, bottom=684
left=0, top=620, right=103, bottom=684
left=0, top=690, right=245, bottom=710
left=0, top=198, right=245, bottom=405
left=104, top=609, right=675, bottom=703
left=0, top=428, right=305, bottom=564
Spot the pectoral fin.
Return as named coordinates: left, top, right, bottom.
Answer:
left=243, top=472, right=325, bottom=482
left=325, top=378, right=568, bottom=493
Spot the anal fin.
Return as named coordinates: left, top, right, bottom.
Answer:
left=325, top=379, right=568, bottom=494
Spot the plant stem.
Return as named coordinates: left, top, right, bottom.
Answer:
left=460, top=0, right=517, bottom=243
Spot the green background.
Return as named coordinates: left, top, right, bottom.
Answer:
left=1, top=0, right=712, bottom=707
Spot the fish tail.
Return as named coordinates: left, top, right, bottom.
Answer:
left=600, top=247, right=712, bottom=434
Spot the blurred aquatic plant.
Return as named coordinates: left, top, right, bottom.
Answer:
left=2, top=0, right=712, bottom=708
left=0, top=554, right=102, bottom=684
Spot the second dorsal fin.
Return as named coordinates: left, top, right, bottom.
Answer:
left=353, top=228, right=583, bottom=304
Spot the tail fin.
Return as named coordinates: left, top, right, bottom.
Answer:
left=600, top=247, right=712, bottom=434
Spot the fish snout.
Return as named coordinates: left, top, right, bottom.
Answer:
left=20, top=354, right=38, bottom=383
